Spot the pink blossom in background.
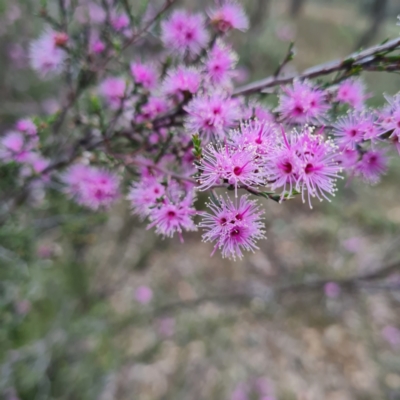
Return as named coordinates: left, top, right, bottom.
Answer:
left=333, top=112, right=367, bottom=150
left=341, top=237, right=364, bottom=253
left=6, top=5, right=21, bottom=23
left=90, top=37, right=106, bottom=54
left=127, top=178, right=165, bottom=219
left=253, top=104, right=275, bottom=122
left=111, top=13, right=130, bottom=32
left=324, top=282, right=341, bottom=298
left=37, top=244, right=54, bottom=259
left=361, top=113, right=384, bottom=142
left=337, top=147, right=359, bottom=169
left=161, top=10, right=209, bottom=57
left=8, top=44, right=26, bottom=69
left=134, top=286, right=153, bottom=304
left=277, top=80, right=329, bottom=124
left=209, top=1, right=249, bottom=33
left=147, top=194, right=197, bottom=242
left=232, top=66, right=249, bottom=84
left=204, top=40, right=238, bottom=87
left=382, top=325, right=400, bottom=347
left=156, top=317, right=175, bottom=338
left=99, top=77, right=128, bottom=108
left=162, top=66, right=202, bottom=99
left=184, top=93, right=242, bottom=140
left=378, top=95, right=400, bottom=153
left=137, top=96, right=169, bottom=121
left=76, top=2, right=106, bottom=24
left=355, top=149, right=388, bottom=184
left=231, top=378, right=275, bottom=400
left=29, top=29, right=67, bottom=78
left=16, top=119, right=37, bottom=137
left=0, top=132, right=33, bottom=163
left=336, top=79, right=369, bottom=110
left=130, top=61, right=159, bottom=90
left=62, top=165, right=120, bottom=210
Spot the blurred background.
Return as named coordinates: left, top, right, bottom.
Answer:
left=2, top=0, right=400, bottom=399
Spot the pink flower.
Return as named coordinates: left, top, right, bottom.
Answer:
left=198, top=142, right=265, bottom=196
left=76, top=2, right=106, bottom=24
left=156, top=317, right=175, bottom=338
left=378, top=95, right=400, bottom=153
left=277, top=80, right=329, bottom=124
left=266, top=129, right=301, bottom=198
left=253, top=104, right=275, bottom=123
left=267, top=127, right=341, bottom=207
left=16, top=118, right=37, bottom=136
left=355, top=149, right=388, bottom=184
left=324, top=282, right=341, bottom=298
left=111, top=13, right=130, bottom=31
left=333, top=112, right=367, bottom=149
left=0, top=132, right=33, bottom=162
left=37, top=244, right=54, bottom=259
left=200, top=195, right=265, bottom=259
left=90, top=38, right=106, bottom=54
left=161, top=10, right=209, bottom=57
left=382, top=325, right=400, bottom=347
left=337, top=147, right=359, bottom=169
left=204, top=40, right=238, bottom=87
left=8, top=44, right=26, bottom=69
left=230, top=120, right=277, bottom=156
left=209, top=1, right=249, bottom=33
left=162, top=66, right=201, bottom=99
left=361, top=113, right=384, bottom=142
left=29, top=29, right=67, bottom=78
left=130, top=61, right=159, bottom=90
left=184, top=93, right=242, bottom=140
left=336, top=79, right=369, bottom=110
left=147, top=195, right=197, bottom=242
left=63, top=165, right=120, bottom=210
left=127, top=177, right=165, bottom=219
left=295, top=129, right=341, bottom=208
left=99, top=77, right=128, bottom=108
left=231, top=378, right=275, bottom=400
left=134, top=286, right=153, bottom=304
left=137, top=96, right=169, bottom=121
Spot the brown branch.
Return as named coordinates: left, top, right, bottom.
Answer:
left=233, top=36, right=400, bottom=96
left=148, top=260, right=400, bottom=316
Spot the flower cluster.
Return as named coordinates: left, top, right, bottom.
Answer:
left=2, top=0, right=400, bottom=260
left=62, top=165, right=120, bottom=210
left=200, top=195, right=265, bottom=259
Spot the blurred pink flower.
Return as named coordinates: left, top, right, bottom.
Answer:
left=324, top=282, right=341, bottom=299
left=8, top=44, right=26, bottom=69
left=156, top=317, right=175, bottom=337
left=135, top=286, right=153, bottom=304
left=341, top=237, right=363, bottom=253
left=209, top=1, right=249, bottom=33
left=382, top=325, right=400, bottom=347
left=37, top=244, right=54, bottom=259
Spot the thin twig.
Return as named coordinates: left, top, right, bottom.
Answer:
left=234, top=37, right=400, bottom=96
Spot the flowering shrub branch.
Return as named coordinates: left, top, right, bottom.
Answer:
left=2, top=1, right=400, bottom=259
